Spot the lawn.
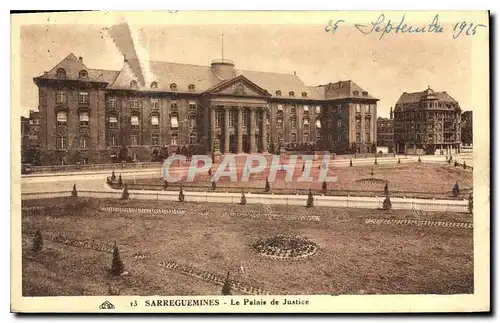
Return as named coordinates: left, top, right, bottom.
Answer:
left=21, top=197, right=473, bottom=296
left=120, top=163, right=473, bottom=199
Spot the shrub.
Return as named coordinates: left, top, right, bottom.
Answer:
left=374, top=158, right=378, bottom=165
left=370, top=167, right=374, bottom=176
left=222, top=272, right=232, bottom=295
left=383, top=195, right=392, bottom=210
left=163, top=180, right=168, bottom=190
left=118, top=174, right=123, bottom=187
left=468, top=193, right=473, bottom=214
left=463, top=161, right=467, bottom=169
left=448, top=157, right=452, bottom=164
left=350, top=159, right=353, bottom=167
left=110, top=243, right=125, bottom=276
left=454, top=160, right=458, bottom=167
left=418, top=155, right=422, bottom=163
left=178, top=186, right=185, bottom=202
left=121, top=184, right=130, bottom=200
left=306, top=189, right=314, bottom=208
left=71, top=184, right=78, bottom=197
left=111, top=170, right=116, bottom=181
left=240, top=189, right=247, bottom=205
left=265, top=177, right=270, bottom=192
left=302, top=163, right=305, bottom=172
left=212, top=180, right=216, bottom=191
left=398, top=158, right=401, bottom=164
left=321, top=181, right=327, bottom=194
left=32, top=229, right=43, bottom=253
left=452, top=181, right=460, bottom=197
left=384, top=181, right=389, bottom=196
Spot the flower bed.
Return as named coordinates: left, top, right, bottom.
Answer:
left=100, top=206, right=185, bottom=215
left=364, top=218, right=472, bottom=229
left=252, top=235, right=318, bottom=260
left=50, top=234, right=115, bottom=253
left=222, top=211, right=320, bottom=222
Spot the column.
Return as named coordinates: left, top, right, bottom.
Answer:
left=249, top=107, right=257, bottom=153
left=224, top=106, right=230, bottom=154
left=261, top=108, right=267, bottom=153
left=210, top=106, right=215, bottom=154
left=237, top=107, right=243, bottom=153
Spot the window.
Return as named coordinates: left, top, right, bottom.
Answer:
left=353, top=91, right=359, bottom=96
left=79, top=92, right=89, bottom=104
left=108, top=97, right=116, bottom=108
left=171, top=114, right=179, bottom=129
left=291, top=106, right=297, bottom=115
left=366, top=133, right=370, bottom=142
left=303, top=105, right=309, bottom=112
left=243, top=110, right=249, bottom=128
left=316, top=106, right=321, bottom=114
left=356, top=104, right=361, bottom=113
left=80, top=137, right=88, bottom=149
left=130, top=98, right=139, bottom=108
left=189, top=133, right=197, bottom=144
left=290, top=117, right=297, bottom=129
left=170, top=83, right=177, bottom=91
left=189, top=101, right=197, bottom=111
left=171, top=102, right=178, bottom=111
left=303, top=118, right=309, bottom=126
left=215, top=110, right=222, bottom=127
left=131, top=115, right=139, bottom=126
left=130, top=80, right=137, bottom=88
left=365, top=105, right=370, bottom=113
left=276, top=90, right=282, bottom=96
left=56, top=68, right=66, bottom=78
left=362, top=91, right=368, bottom=96
left=151, top=99, right=159, bottom=110
left=301, top=92, right=307, bottom=97
left=109, top=116, right=118, bottom=128
left=151, top=115, right=159, bottom=126
left=151, top=134, right=159, bottom=146
left=189, top=115, right=196, bottom=128
left=303, top=133, right=309, bottom=142
left=109, top=134, right=118, bottom=147
left=82, top=157, right=88, bottom=165
left=356, top=133, right=361, bottom=142
left=356, top=118, right=361, bottom=129
left=56, top=91, right=66, bottom=104
left=79, top=70, right=88, bottom=78
left=171, top=134, right=178, bottom=146
left=229, top=110, right=236, bottom=127
left=57, top=111, right=67, bottom=124
left=79, top=112, right=89, bottom=126
left=291, top=133, right=297, bottom=143
left=277, top=104, right=283, bottom=111
left=131, top=134, right=139, bottom=147
left=57, top=136, right=67, bottom=149
left=277, top=118, right=283, bottom=129
left=188, top=84, right=195, bottom=91
left=289, top=91, right=295, bottom=97
left=151, top=82, right=158, bottom=89
left=316, top=119, right=321, bottom=128
left=337, top=119, right=342, bottom=128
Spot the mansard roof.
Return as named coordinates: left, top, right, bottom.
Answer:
left=396, top=88, right=458, bottom=105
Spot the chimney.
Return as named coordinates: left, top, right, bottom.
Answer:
left=43, top=71, right=48, bottom=75
left=293, top=71, right=296, bottom=76
left=123, top=55, right=128, bottom=63
left=78, top=56, right=83, bottom=63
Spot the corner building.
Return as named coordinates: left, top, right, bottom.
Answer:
left=34, top=53, right=379, bottom=165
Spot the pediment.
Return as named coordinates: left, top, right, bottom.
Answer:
left=204, top=75, right=271, bottom=97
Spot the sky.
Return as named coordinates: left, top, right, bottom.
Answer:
left=18, top=12, right=478, bottom=118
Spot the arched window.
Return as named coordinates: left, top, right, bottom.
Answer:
left=170, top=83, right=177, bottom=91
left=56, top=68, right=67, bottom=78
left=130, top=80, right=138, bottom=88
left=289, top=91, right=295, bottom=97
left=188, top=84, right=195, bottom=91
left=276, top=90, right=282, bottom=96
left=79, top=70, right=88, bottom=78
left=301, top=92, right=308, bottom=97
left=151, top=81, right=158, bottom=89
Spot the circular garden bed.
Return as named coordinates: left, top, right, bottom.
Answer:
left=252, top=235, right=318, bottom=260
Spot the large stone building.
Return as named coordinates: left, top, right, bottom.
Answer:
left=376, top=113, right=394, bottom=152
left=393, top=87, right=461, bottom=155
left=461, top=111, right=473, bottom=146
left=21, top=110, right=40, bottom=164
left=33, top=53, right=379, bottom=165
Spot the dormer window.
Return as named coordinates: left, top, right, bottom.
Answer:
left=276, top=90, right=282, bottom=96
left=79, top=70, right=88, bottom=78
left=362, top=91, right=368, bottom=96
left=130, top=80, right=138, bottom=88
left=301, top=92, right=308, bottom=97
left=289, top=91, right=295, bottom=97
left=188, top=84, right=195, bottom=91
left=353, top=91, right=359, bottom=96
left=170, top=83, right=177, bottom=91
left=151, top=81, right=158, bottom=89
left=56, top=68, right=67, bottom=78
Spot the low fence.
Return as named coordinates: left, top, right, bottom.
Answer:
left=20, top=189, right=470, bottom=213
left=24, top=161, right=163, bottom=174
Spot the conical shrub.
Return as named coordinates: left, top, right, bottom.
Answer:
left=212, top=180, right=216, bottom=191
left=383, top=195, right=392, bottom=210
left=118, top=174, right=123, bottom=187
left=418, top=156, right=422, bottom=163
left=222, top=272, right=232, bottom=295
left=463, top=161, right=467, bottom=169
left=111, top=170, right=116, bottom=181
left=178, top=186, right=185, bottom=202
left=265, top=177, right=270, bottom=192
left=452, top=181, right=460, bottom=197
left=71, top=184, right=78, bottom=197
left=384, top=181, right=389, bottom=196
left=306, top=189, right=314, bottom=208
left=321, top=181, right=327, bottom=194
left=240, top=189, right=247, bottom=205
left=350, top=159, right=353, bottom=167
left=163, top=180, right=169, bottom=190
left=121, top=184, right=129, bottom=200
left=398, top=158, right=401, bottom=164
left=374, top=158, right=378, bottom=165
left=110, top=243, right=125, bottom=276
left=32, top=229, right=43, bottom=253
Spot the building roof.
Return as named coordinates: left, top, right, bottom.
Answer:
left=396, top=88, right=458, bottom=105
left=314, top=80, right=378, bottom=101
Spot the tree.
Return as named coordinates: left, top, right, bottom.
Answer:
left=265, top=177, right=270, bottom=192
left=71, top=184, right=78, bottom=197
left=452, top=181, right=460, bottom=197
left=240, top=189, right=247, bottom=205
left=111, top=170, right=116, bottom=181
left=306, top=189, right=314, bottom=208
left=121, top=184, right=130, bottom=200
left=350, top=159, right=353, bottom=167
left=222, top=272, right=232, bottom=295
left=118, top=174, right=123, bottom=187
left=32, top=229, right=43, bottom=253
left=163, top=180, right=169, bottom=190
left=468, top=193, right=473, bottom=214
left=321, top=181, right=327, bottom=194
left=384, top=181, right=389, bottom=196
left=110, top=243, right=125, bottom=276
left=383, top=195, right=392, bottom=210
left=178, top=186, right=185, bottom=202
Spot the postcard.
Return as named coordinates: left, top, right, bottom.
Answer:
left=11, top=10, right=490, bottom=313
